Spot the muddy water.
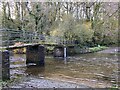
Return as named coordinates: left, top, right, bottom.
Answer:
left=9, top=49, right=119, bottom=88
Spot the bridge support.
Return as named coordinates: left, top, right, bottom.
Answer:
left=53, top=46, right=75, bottom=58
left=0, top=50, right=10, bottom=81
left=53, top=46, right=65, bottom=58
left=54, top=46, right=67, bottom=58
left=26, top=45, right=45, bottom=66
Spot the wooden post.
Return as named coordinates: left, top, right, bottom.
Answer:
left=0, top=51, right=2, bottom=80
left=26, top=45, right=45, bottom=66
left=0, top=50, right=10, bottom=81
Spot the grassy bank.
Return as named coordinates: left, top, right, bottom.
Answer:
left=89, top=46, right=108, bottom=53
left=74, top=45, right=108, bottom=54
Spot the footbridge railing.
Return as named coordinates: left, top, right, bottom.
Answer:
left=0, top=28, right=76, bottom=47
left=0, top=28, right=34, bottom=47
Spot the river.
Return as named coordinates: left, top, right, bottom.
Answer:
left=5, top=47, right=119, bottom=88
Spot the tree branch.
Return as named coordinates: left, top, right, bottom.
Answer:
left=25, top=2, right=35, bottom=17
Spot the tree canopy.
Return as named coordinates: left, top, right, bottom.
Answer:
left=0, top=2, right=118, bottom=46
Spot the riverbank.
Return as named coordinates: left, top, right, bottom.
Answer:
left=11, top=45, right=108, bottom=54
left=97, top=47, right=120, bottom=53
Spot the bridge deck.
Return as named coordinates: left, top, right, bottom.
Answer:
left=0, top=43, right=75, bottom=50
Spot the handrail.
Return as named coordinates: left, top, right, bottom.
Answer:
left=1, top=29, right=76, bottom=47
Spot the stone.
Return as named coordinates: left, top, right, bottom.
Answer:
left=26, top=45, right=45, bottom=66
left=53, top=46, right=64, bottom=57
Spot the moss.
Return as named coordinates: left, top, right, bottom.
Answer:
left=13, top=48, right=26, bottom=54
left=0, top=48, right=7, bottom=51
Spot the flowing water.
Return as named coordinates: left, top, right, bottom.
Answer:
left=8, top=47, right=119, bottom=88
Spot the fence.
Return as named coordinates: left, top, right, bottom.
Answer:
left=0, top=28, right=34, bottom=47
left=0, top=28, right=76, bottom=47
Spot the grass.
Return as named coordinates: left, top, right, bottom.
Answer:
left=109, top=86, right=119, bottom=90
left=0, top=76, right=22, bottom=88
left=0, top=48, right=7, bottom=51
left=89, top=46, right=108, bottom=53
left=74, top=45, right=108, bottom=54
left=0, top=80, right=7, bottom=89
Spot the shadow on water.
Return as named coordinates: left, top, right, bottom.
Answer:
left=9, top=50, right=119, bottom=88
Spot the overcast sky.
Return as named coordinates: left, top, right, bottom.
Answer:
left=0, top=0, right=120, bottom=2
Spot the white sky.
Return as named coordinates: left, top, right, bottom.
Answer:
left=0, top=0, right=120, bottom=2
left=0, top=2, right=2, bottom=12
left=0, top=0, right=119, bottom=19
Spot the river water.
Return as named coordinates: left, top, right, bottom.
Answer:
left=8, top=47, right=119, bottom=88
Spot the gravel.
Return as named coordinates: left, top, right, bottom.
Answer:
left=9, top=77, right=90, bottom=88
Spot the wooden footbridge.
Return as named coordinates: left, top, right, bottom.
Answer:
left=0, top=28, right=77, bottom=81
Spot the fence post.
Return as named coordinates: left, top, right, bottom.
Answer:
left=0, top=50, right=10, bottom=81
left=0, top=51, right=1, bottom=80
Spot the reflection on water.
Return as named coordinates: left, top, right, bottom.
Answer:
left=10, top=52, right=119, bottom=88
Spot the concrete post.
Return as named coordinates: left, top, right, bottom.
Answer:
left=26, top=45, right=45, bottom=66
left=64, top=47, right=67, bottom=59
left=0, top=50, right=10, bottom=81
left=64, top=46, right=67, bottom=64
